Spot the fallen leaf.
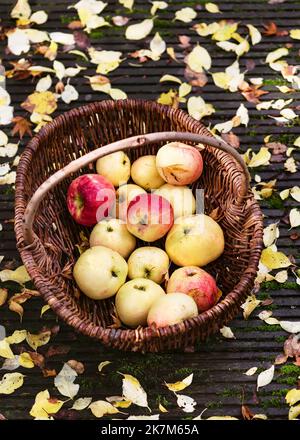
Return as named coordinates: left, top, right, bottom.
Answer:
left=22, top=91, right=57, bottom=115
left=119, top=0, right=134, bottom=10
left=221, top=132, right=240, bottom=149
left=0, top=372, right=24, bottom=394
left=266, top=47, right=289, bottom=64
left=205, top=2, right=221, bottom=13
left=274, top=353, right=288, bottom=365
left=184, top=67, right=208, bottom=87
left=1, top=355, right=20, bottom=371
left=54, top=363, right=79, bottom=399
left=19, top=352, right=34, bottom=369
left=242, top=85, right=268, bottom=104
left=159, top=403, right=168, bottom=413
left=165, top=373, right=193, bottom=392
left=30, top=389, right=64, bottom=419
left=290, top=187, right=300, bottom=202
left=241, top=295, right=261, bottom=319
left=257, top=365, right=275, bottom=391
left=280, top=321, right=300, bottom=334
left=220, top=326, right=236, bottom=339
left=40, top=304, right=51, bottom=317
left=241, top=404, right=254, bottom=420
left=11, top=116, right=33, bottom=139
left=0, top=288, right=7, bottom=307
left=290, top=29, right=300, bottom=40
left=246, top=24, right=262, bottom=45
left=98, top=361, right=111, bottom=373
left=89, top=400, right=119, bottom=418
left=288, top=405, right=300, bottom=420
left=244, top=367, right=258, bottom=376
left=6, top=330, right=27, bottom=345
left=175, top=7, right=197, bottom=23
left=125, top=19, right=153, bottom=40
left=26, top=330, right=51, bottom=351
left=0, top=340, right=14, bottom=359
left=284, top=157, right=297, bottom=173
left=67, top=360, right=84, bottom=375
left=71, top=397, right=92, bottom=411
left=260, top=247, right=291, bottom=270
left=186, top=45, right=211, bottom=73
left=263, top=223, right=279, bottom=247
left=121, top=373, right=149, bottom=408
left=187, top=96, right=215, bottom=120
left=286, top=389, right=300, bottom=406
left=0, top=265, right=30, bottom=284
left=290, top=209, right=300, bottom=228
left=150, top=1, right=168, bottom=15
left=177, top=394, right=197, bottom=413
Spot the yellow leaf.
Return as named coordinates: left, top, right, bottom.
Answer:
left=26, top=330, right=51, bottom=351
left=89, top=49, right=123, bottom=74
left=212, top=72, right=230, bottom=90
left=30, top=10, right=48, bottom=25
left=19, top=352, right=34, bottom=369
left=290, top=186, right=300, bottom=202
left=89, top=400, right=119, bottom=418
left=260, top=247, right=291, bottom=270
left=0, top=288, right=7, bottom=306
left=280, top=189, right=290, bottom=200
left=6, top=330, right=27, bottom=344
left=150, top=1, right=168, bottom=16
left=290, top=29, right=300, bottom=40
left=247, top=147, right=271, bottom=168
left=165, top=373, right=193, bottom=392
left=205, top=3, right=221, bottom=13
left=187, top=96, right=215, bottom=120
left=150, top=32, right=166, bottom=58
left=0, top=265, right=30, bottom=284
left=113, top=399, right=132, bottom=408
left=121, top=374, right=149, bottom=408
left=0, top=372, right=24, bottom=394
left=294, top=136, right=300, bottom=147
left=178, top=82, right=192, bottom=98
left=159, top=403, right=168, bottom=412
left=246, top=24, right=262, bottom=45
left=0, top=339, right=14, bottom=359
left=290, top=208, right=300, bottom=228
left=22, top=91, right=57, bottom=115
left=109, top=88, right=127, bottom=100
left=186, top=45, right=211, bottom=73
left=11, top=0, right=31, bottom=19
left=159, top=74, right=182, bottom=84
left=241, top=295, right=261, bottom=319
left=274, top=270, right=288, bottom=283
left=220, top=326, right=235, bottom=339
left=286, top=389, right=300, bottom=406
left=289, top=405, right=300, bottom=420
left=40, top=304, right=51, bottom=317
left=266, top=47, right=289, bottom=64
left=125, top=19, right=153, bottom=40
left=30, top=389, right=64, bottom=419
left=214, top=120, right=234, bottom=133
left=98, top=361, right=111, bottom=373
left=175, top=7, right=197, bottom=23
left=280, top=108, right=297, bottom=120
left=119, top=0, right=134, bottom=10
left=263, top=223, right=279, bottom=247
left=194, top=22, right=220, bottom=37
left=207, top=416, right=238, bottom=420
left=157, top=89, right=178, bottom=107
left=212, top=21, right=238, bottom=41
left=284, top=157, right=297, bottom=173
left=244, top=367, right=258, bottom=376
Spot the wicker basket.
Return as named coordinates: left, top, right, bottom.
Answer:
left=15, top=99, right=263, bottom=352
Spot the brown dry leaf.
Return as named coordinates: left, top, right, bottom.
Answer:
left=241, top=295, right=261, bottom=319
left=274, top=353, right=288, bottom=365
left=241, top=85, right=269, bottom=104
left=0, top=288, right=8, bottom=306
left=67, top=360, right=85, bottom=374
left=241, top=405, right=254, bottom=420
left=184, top=67, right=208, bottom=87
left=11, top=116, right=33, bottom=139
left=45, top=345, right=70, bottom=358
left=67, top=20, right=83, bottom=30
left=21, top=91, right=57, bottom=115
left=28, top=351, right=45, bottom=368
left=221, top=132, right=240, bottom=149
left=265, top=142, right=287, bottom=155
left=178, top=35, right=191, bottom=48
left=8, top=289, right=40, bottom=320
left=6, top=59, right=37, bottom=80
left=284, top=334, right=300, bottom=359
left=42, top=368, right=57, bottom=378
left=262, top=22, right=288, bottom=37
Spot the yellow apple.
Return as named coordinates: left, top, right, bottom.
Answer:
left=115, top=278, right=166, bottom=328
left=155, top=184, right=196, bottom=219
left=73, top=246, right=128, bottom=300
left=131, top=155, right=165, bottom=190
left=96, top=151, right=131, bottom=187
left=116, top=184, right=146, bottom=221
left=90, top=218, right=136, bottom=259
left=165, top=214, right=224, bottom=266
left=127, top=246, right=169, bottom=284
left=147, top=292, right=198, bottom=328
left=156, top=142, right=203, bottom=185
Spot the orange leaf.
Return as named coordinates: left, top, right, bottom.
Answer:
left=11, top=116, right=32, bottom=139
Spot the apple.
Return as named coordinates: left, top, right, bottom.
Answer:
left=67, top=174, right=115, bottom=226
left=127, top=193, right=174, bottom=242
left=96, top=151, right=131, bottom=187
left=90, top=218, right=136, bottom=259
left=167, top=266, right=221, bottom=312
left=116, top=184, right=146, bottom=221
left=156, top=142, right=203, bottom=185
left=154, top=184, right=196, bottom=219
left=128, top=246, right=169, bottom=284
left=165, top=214, right=224, bottom=267
left=131, top=155, right=165, bottom=190
left=115, top=278, right=166, bottom=328
left=147, top=292, right=198, bottom=328
left=73, top=246, right=128, bottom=300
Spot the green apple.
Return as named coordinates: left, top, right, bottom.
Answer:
left=127, top=246, right=169, bottom=284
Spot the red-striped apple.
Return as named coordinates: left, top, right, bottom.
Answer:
left=67, top=174, right=115, bottom=226
left=127, top=193, right=174, bottom=242
left=167, top=266, right=221, bottom=312
left=116, top=184, right=146, bottom=221
left=156, top=142, right=203, bottom=185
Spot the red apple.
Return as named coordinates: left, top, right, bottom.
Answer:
left=67, top=174, right=115, bottom=226
left=127, top=193, right=174, bottom=242
left=167, top=266, right=221, bottom=312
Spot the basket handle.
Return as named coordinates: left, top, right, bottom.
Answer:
left=23, top=131, right=250, bottom=245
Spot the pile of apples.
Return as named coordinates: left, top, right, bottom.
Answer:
left=67, top=142, right=225, bottom=329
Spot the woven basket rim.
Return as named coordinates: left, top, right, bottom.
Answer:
left=14, top=99, right=263, bottom=349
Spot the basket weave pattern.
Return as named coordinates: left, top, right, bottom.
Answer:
left=15, top=100, right=263, bottom=352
